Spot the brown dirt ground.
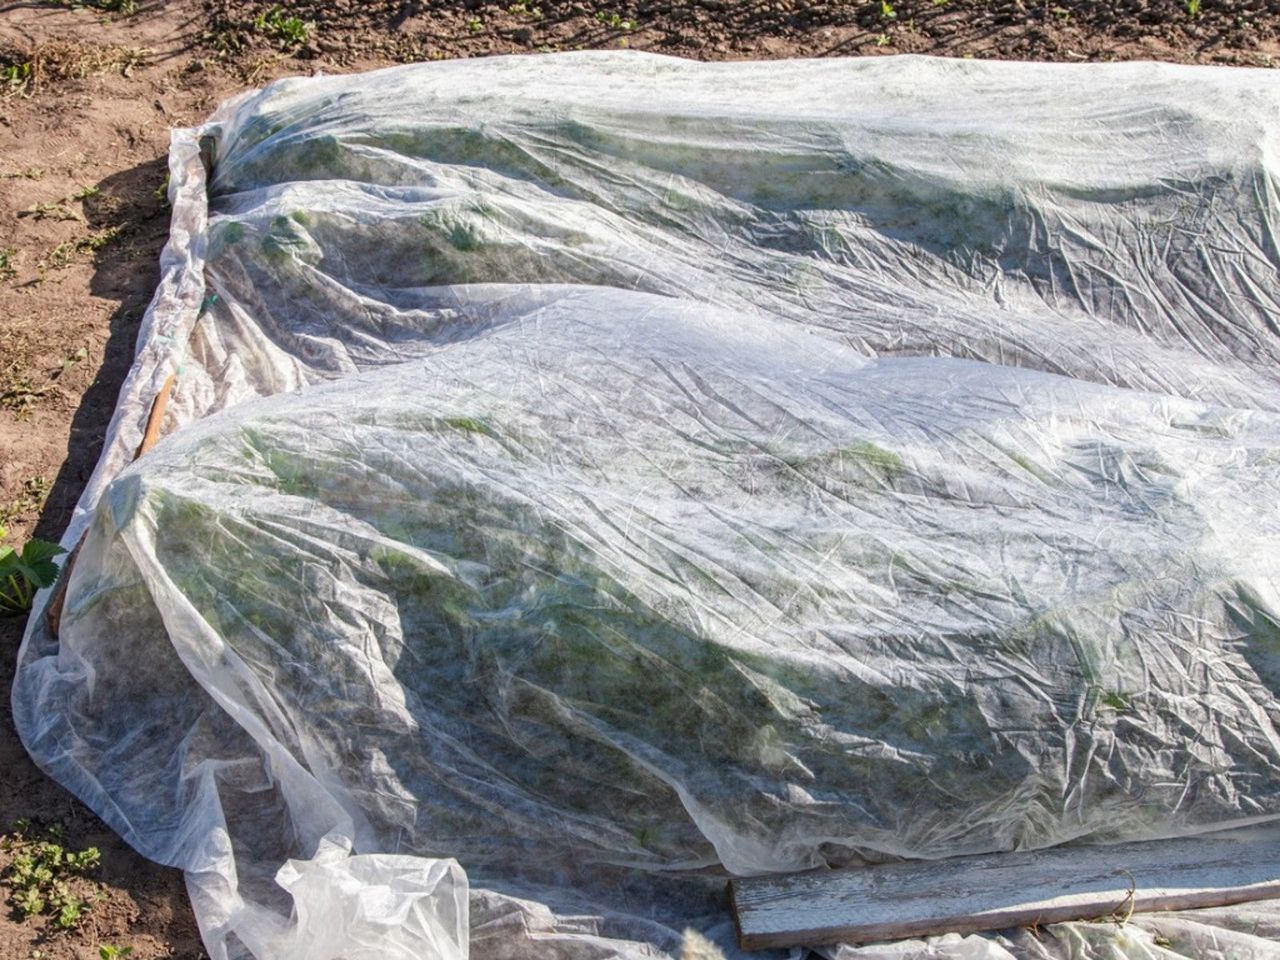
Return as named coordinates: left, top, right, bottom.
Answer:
left=0, top=1, right=1278, bottom=957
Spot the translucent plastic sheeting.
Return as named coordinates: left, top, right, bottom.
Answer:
left=15, top=52, right=1280, bottom=960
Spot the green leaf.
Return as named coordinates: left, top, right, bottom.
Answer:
left=15, top=538, right=66, bottom=589
left=0, top=536, right=64, bottom=614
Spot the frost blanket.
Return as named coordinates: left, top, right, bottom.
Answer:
left=15, top=52, right=1280, bottom=960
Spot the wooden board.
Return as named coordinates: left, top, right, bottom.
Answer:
left=46, top=369, right=176, bottom=637
left=730, top=833, right=1280, bottom=950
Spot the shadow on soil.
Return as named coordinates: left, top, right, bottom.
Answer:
left=31, top=154, right=171, bottom=543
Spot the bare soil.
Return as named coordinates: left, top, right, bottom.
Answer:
left=0, top=1, right=1277, bottom=957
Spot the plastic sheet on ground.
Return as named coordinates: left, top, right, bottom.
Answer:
left=14, top=51, right=1280, bottom=960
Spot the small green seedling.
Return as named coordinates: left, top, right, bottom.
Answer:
left=0, top=476, right=52, bottom=524
left=78, top=225, right=121, bottom=252
left=595, top=11, right=635, bottom=30
left=468, top=16, right=484, bottom=32
left=1, top=166, right=44, bottom=180
left=1186, top=0, right=1202, bottom=14
left=19, top=200, right=84, bottom=223
left=880, top=1, right=897, bottom=18
left=57, top=346, right=89, bottom=379
left=1, top=821, right=100, bottom=929
left=1, top=61, right=32, bottom=98
left=252, top=7, right=312, bottom=48
left=0, top=526, right=66, bottom=616
left=100, top=947, right=135, bottom=960
left=91, top=0, right=139, bottom=13
left=45, top=225, right=123, bottom=270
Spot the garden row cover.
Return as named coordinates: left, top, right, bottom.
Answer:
left=15, top=52, right=1280, bottom=960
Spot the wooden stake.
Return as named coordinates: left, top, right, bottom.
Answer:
left=45, top=370, right=177, bottom=637
left=730, top=833, right=1280, bottom=951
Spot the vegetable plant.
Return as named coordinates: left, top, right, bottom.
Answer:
left=1, top=821, right=100, bottom=929
left=0, top=525, right=65, bottom=616
left=1, top=60, right=32, bottom=98
left=252, top=6, right=311, bottom=48
left=595, top=11, right=635, bottom=30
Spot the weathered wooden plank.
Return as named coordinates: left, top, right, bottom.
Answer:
left=729, top=833, right=1280, bottom=950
